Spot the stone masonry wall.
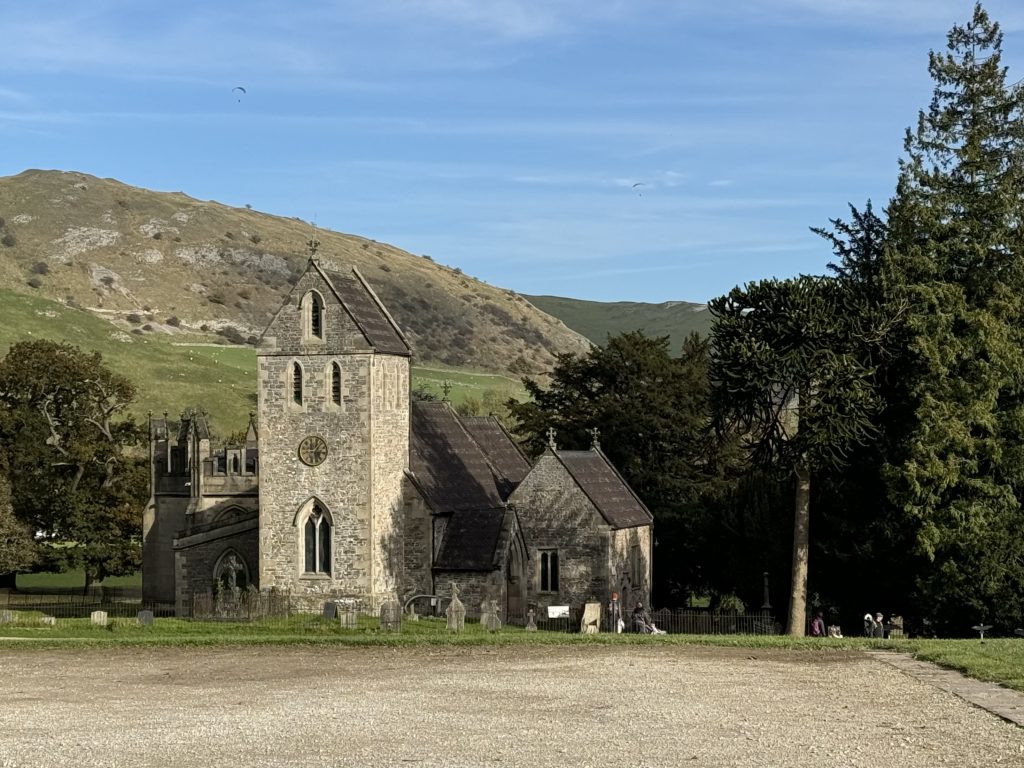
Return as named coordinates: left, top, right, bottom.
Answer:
left=610, top=525, right=652, bottom=612
left=258, top=350, right=373, bottom=608
left=142, top=496, right=188, bottom=604
left=509, top=452, right=612, bottom=611
left=259, top=268, right=373, bottom=357
left=369, top=355, right=410, bottom=604
left=257, top=266, right=414, bottom=613
left=174, top=529, right=259, bottom=616
left=401, top=480, right=433, bottom=600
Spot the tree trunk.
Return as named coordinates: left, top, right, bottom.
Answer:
left=786, top=463, right=811, bottom=636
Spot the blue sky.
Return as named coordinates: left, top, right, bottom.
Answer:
left=3, top=2, right=1023, bottom=303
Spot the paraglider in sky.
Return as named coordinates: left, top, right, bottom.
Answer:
left=632, top=182, right=645, bottom=196
left=232, top=86, right=246, bottom=102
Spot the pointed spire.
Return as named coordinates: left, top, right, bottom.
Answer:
left=590, top=427, right=601, bottom=451
left=547, top=427, right=557, bottom=451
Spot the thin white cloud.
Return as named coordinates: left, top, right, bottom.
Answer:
left=0, top=87, right=30, bottom=103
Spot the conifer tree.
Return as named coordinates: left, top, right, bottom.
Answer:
left=709, top=276, right=881, bottom=635
left=882, top=3, right=1024, bottom=630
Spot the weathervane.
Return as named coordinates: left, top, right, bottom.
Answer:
left=307, top=221, right=320, bottom=264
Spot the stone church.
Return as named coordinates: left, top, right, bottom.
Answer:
left=142, top=255, right=653, bottom=619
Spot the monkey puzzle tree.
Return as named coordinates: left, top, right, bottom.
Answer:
left=709, top=276, right=883, bottom=636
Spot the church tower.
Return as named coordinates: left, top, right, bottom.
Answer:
left=256, top=240, right=411, bottom=610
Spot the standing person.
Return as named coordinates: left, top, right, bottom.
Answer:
left=608, top=591, right=623, bottom=633
left=873, top=612, right=885, bottom=639
left=810, top=611, right=826, bottom=637
left=863, top=613, right=875, bottom=637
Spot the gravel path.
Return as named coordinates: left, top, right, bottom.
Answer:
left=1, top=645, right=1022, bottom=767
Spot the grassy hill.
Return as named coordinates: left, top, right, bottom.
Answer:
left=523, top=295, right=713, bottom=354
left=0, top=169, right=589, bottom=376
left=0, top=289, right=524, bottom=435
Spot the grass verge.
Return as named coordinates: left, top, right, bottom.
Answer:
left=2, top=613, right=1022, bottom=695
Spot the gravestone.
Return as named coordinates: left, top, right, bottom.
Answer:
left=0, top=609, right=12, bottom=624
left=338, top=609, right=358, bottom=629
left=322, top=601, right=338, bottom=621
left=525, top=608, right=537, bottom=631
left=379, top=599, right=402, bottom=632
left=137, top=610, right=154, bottom=626
left=40, top=616, right=56, bottom=626
left=446, top=582, right=466, bottom=633
left=90, top=610, right=108, bottom=627
left=580, top=602, right=601, bottom=634
left=480, top=599, right=501, bottom=632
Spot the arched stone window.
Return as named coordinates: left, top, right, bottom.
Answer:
left=303, top=501, right=332, bottom=575
left=301, top=291, right=325, bottom=341
left=213, top=549, right=249, bottom=591
left=292, top=362, right=303, bottom=406
left=331, top=362, right=342, bottom=406
left=539, top=549, right=559, bottom=593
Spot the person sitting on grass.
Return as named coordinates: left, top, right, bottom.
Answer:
left=632, top=601, right=666, bottom=634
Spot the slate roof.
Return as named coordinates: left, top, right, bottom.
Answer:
left=459, top=416, right=531, bottom=498
left=409, top=402, right=506, bottom=513
left=555, top=449, right=653, bottom=529
left=433, top=508, right=508, bottom=571
left=321, top=266, right=411, bottom=356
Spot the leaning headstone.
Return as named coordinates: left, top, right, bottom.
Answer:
left=322, top=601, right=338, bottom=621
left=446, top=582, right=466, bottom=633
left=40, top=615, right=56, bottom=626
left=0, top=609, right=13, bottom=624
left=379, top=599, right=402, bottom=632
left=525, top=608, right=537, bottom=631
left=480, top=599, right=502, bottom=632
left=580, top=602, right=601, bottom=635
left=90, top=610, right=108, bottom=627
left=137, top=610, right=154, bottom=626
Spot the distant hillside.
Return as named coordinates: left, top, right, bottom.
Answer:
left=0, top=289, right=525, bottom=435
left=0, top=170, right=590, bottom=376
left=524, top=294, right=712, bottom=355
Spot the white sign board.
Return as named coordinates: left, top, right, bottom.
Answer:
left=547, top=605, right=570, bottom=619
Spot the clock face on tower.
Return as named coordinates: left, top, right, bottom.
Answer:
left=297, top=435, right=328, bottom=466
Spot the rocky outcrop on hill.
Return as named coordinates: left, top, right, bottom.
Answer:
left=0, top=170, right=590, bottom=373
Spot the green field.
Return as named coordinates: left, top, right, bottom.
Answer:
left=0, top=290, right=526, bottom=434
left=525, top=294, right=714, bottom=354
left=16, top=570, right=142, bottom=590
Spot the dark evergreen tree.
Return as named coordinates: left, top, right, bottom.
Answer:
left=507, top=331, right=733, bottom=603
left=881, top=3, right=1024, bottom=632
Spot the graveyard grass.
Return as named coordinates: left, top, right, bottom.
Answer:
left=1, top=614, right=1023, bottom=693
